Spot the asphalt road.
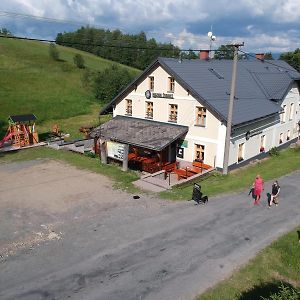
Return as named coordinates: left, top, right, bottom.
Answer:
left=1, top=171, right=299, bottom=300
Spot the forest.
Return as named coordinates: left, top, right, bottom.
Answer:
left=56, top=27, right=182, bottom=70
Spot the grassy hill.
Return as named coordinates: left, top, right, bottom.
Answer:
left=0, top=38, right=140, bottom=139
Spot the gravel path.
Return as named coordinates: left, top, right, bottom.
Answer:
left=0, top=160, right=299, bottom=300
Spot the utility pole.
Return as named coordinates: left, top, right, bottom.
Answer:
left=222, top=42, right=244, bottom=175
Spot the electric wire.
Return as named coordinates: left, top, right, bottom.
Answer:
left=0, top=34, right=229, bottom=53
left=239, top=49, right=300, bottom=73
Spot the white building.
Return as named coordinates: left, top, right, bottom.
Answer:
left=91, top=53, right=300, bottom=172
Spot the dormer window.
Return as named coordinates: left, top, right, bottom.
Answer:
left=126, top=99, right=132, bottom=116
left=169, top=77, right=175, bottom=92
left=149, top=76, right=154, bottom=91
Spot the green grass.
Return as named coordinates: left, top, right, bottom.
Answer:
left=198, top=227, right=300, bottom=300
left=160, top=148, right=300, bottom=200
left=0, top=38, right=140, bottom=139
left=0, top=146, right=140, bottom=193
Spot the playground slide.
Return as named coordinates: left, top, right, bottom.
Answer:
left=0, top=132, right=14, bottom=147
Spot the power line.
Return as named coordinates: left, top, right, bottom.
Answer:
left=0, top=34, right=227, bottom=53
left=239, top=49, right=300, bottom=72
left=0, top=10, right=178, bottom=44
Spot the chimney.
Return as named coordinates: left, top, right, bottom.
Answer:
left=199, top=50, right=209, bottom=60
left=255, top=53, right=265, bottom=61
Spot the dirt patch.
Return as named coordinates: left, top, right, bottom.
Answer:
left=0, top=159, right=140, bottom=258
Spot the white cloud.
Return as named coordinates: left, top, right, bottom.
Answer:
left=0, top=0, right=299, bottom=52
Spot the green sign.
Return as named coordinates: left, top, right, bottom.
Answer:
left=179, top=140, right=188, bottom=148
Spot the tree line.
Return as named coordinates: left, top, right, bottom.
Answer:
left=55, top=27, right=181, bottom=70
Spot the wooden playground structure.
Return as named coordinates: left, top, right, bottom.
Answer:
left=0, top=114, right=39, bottom=149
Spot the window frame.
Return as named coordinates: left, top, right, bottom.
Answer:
left=149, top=76, right=154, bottom=91
left=168, top=77, right=175, bottom=93
left=289, top=103, right=294, bottom=120
left=287, top=130, right=291, bottom=141
left=238, top=142, right=245, bottom=162
left=281, top=105, right=287, bottom=123
left=260, top=135, right=266, bottom=153
left=194, top=143, right=205, bottom=162
left=195, top=106, right=207, bottom=127
left=279, top=133, right=283, bottom=144
left=125, top=99, right=132, bottom=116
left=145, top=101, right=153, bottom=119
left=168, top=103, right=178, bottom=123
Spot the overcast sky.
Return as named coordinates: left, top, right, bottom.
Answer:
left=1, top=0, right=300, bottom=54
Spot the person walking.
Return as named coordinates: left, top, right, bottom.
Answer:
left=253, top=174, right=264, bottom=205
left=269, top=180, right=280, bottom=207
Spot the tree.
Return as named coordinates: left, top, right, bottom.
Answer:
left=264, top=52, right=273, bottom=60
left=55, top=26, right=181, bottom=69
left=93, top=65, right=135, bottom=102
left=73, top=54, right=85, bottom=68
left=181, top=49, right=198, bottom=60
left=49, top=43, right=60, bottom=61
left=0, top=28, right=13, bottom=36
left=280, top=48, right=300, bottom=72
left=214, top=45, right=235, bottom=60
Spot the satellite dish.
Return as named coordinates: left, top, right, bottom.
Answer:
left=207, top=31, right=212, bottom=38
left=211, top=35, right=216, bottom=41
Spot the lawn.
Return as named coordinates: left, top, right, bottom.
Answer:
left=0, top=38, right=140, bottom=139
left=198, top=227, right=300, bottom=300
left=160, top=147, right=300, bottom=200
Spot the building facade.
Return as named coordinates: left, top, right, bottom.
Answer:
left=93, top=55, right=300, bottom=172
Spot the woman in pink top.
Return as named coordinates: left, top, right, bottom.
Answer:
left=253, top=174, right=264, bottom=205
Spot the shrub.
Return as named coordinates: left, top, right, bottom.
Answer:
left=73, top=54, right=85, bottom=69
left=260, top=283, right=299, bottom=300
left=49, top=43, right=60, bottom=61
left=269, top=147, right=280, bottom=157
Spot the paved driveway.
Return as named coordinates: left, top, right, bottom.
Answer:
left=0, top=160, right=299, bottom=300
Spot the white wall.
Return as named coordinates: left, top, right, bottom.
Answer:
left=113, top=66, right=299, bottom=169
left=113, top=65, right=222, bottom=167
left=228, top=83, right=300, bottom=167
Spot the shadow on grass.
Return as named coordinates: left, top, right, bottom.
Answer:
left=38, top=131, right=52, bottom=141
left=239, top=281, right=295, bottom=300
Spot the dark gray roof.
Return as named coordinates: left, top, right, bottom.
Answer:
left=9, top=114, right=37, bottom=123
left=158, top=57, right=299, bottom=125
left=102, top=57, right=299, bottom=126
left=90, top=115, right=188, bottom=151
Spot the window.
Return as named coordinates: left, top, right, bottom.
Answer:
left=280, top=105, right=287, bottom=123
left=238, top=143, right=245, bottom=162
left=279, top=133, right=283, bottom=144
left=169, top=77, right=175, bottom=92
left=287, top=130, right=291, bottom=141
left=195, top=106, right=207, bottom=126
left=169, top=104, right=178, bottom=122
left=145, top=101, right=153, bottom=119
left=194, top=144, right=205, bottom=161
left=126, top=99, right=132, bottom=116
left=149, top=76, right=154, bottom=90
left=289, top=103, right=294, bottom=120
left=260, top=135, right=266, bottom=152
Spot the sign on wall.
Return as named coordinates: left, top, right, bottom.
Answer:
left=177, top=147, right=184, bottom=158
left=107, top=141, right=125, bottom=161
